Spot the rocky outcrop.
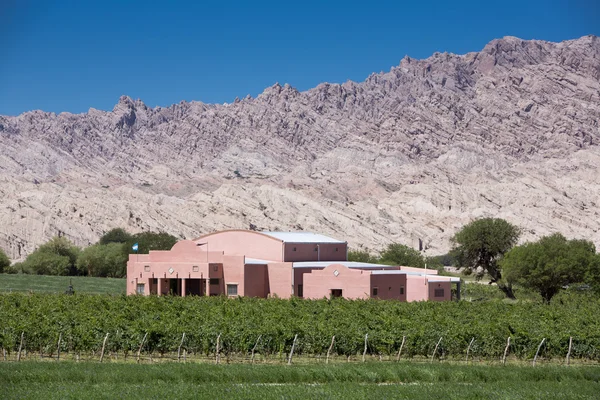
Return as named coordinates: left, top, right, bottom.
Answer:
left=1, top=35, right=599, bottom=259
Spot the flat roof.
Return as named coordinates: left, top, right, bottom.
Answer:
left=245, top=257, right=277, bottom=265
left=292, top=261, right=398, bottom=269
left=262, top=231, right=346, bottom=244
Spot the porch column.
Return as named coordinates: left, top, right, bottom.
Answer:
left=456, top=281, right=461, bottom=301
left=181, top=278, right=187, bottom=297
left=205, top=278, right=210, bottom=296
left=157, top=278, right=164, bottom=296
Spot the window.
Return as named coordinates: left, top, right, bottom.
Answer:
left=400, top=287, right=405, bottom=295
left=372, top=287, right=378, bottom=296
left=212, top=264, right=219, bottom=271
left=335, top=247, right=338, bottom=252
left=331, top=289, right=343, bottom=298
left=314, top=247, right=318, bottom=252
left=144, top=265, right=150, bottom=272
left=293, top=247, right=297, bottom=251
left=136, top=283, right=145, bottom=295
left=434, top=288, right=445, bottom=297
left=192, top=265, right=199, bottom=272
left=209, top=278, right=220, bottom=285
left=297, top=284, right=303, bottom=297
left=227, top=284, right=238, bottom=296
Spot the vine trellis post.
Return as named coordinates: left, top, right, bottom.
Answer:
left=215, top=333, right=221, bottom=364
left=177, top=333, right=186, bottom=362
left=466, top=337, right=475, bottom=363
left=100, top=333, right=109, bottom=363
left=56, top=333, right=62, bottom=361
left=362, top=334, right=368, bottom=362
left=251, top=335, right=262, bottom=364
left=396, top=336, right=406, bottom=361
left=431, top=337, right=442, bottom=363
left=533, top=338, right=546, bottom=367
left=17, top=332, right=24, bottom=362
left=502, top=337, right=511, bottom=365
left=287, top=334, right=298, bottom=365
left=566, top=336, right=573, bottom=366
left=326, top=336, right=335, bottom=364
left=136, top=332, right=148, bottom=364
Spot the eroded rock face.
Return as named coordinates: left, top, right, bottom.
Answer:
left=1, top=35, right=599, bottom=259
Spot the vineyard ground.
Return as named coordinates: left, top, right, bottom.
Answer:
left=0, top=274, right=125, bottom=294
left=1, top=361, right=598, bottom=399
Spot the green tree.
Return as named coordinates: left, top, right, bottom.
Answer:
left=379, top=243, right=425, bottom=268
left=0, top=248, right=10, bottom=273
left=501, top=233, right=599, bottom=303
left=450, top=218, right=520, bottom=298
left=77, top=243, right=128, bottom=277
left=23, top=236, right=81, bottom=276
left=99, top=228, right=133, bottom=245
left=125, top=231, right=178, bottom=254
left=347, top=250, right=378, bottom=263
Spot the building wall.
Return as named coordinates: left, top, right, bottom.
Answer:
left=303, top=264, right=370, bottom=299
left=428, top=281, right=452, bottom=301
left=370, top=274, right=407, bottom=300
left=244, top=264, right=268, bottom=298
left=221, top=255, right=245, bottom=296
left=266, top=262, right=293, bottom=298
left=405, top=275, right=429, bottom=302
left=283, top=243, right=347, bottom=262
left=293, top=267, right=322, bottom=297
left=195, top=230, right=284, bottom=261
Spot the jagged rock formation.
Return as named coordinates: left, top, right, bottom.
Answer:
left=1, top=35, right=599, bottom=259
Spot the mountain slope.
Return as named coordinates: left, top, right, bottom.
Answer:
left=1, top=35, right=599, bottom=259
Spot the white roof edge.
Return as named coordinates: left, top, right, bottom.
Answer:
left=261, top=231, right=346, bottom=244
left=244, top=257, right=277, bottom=264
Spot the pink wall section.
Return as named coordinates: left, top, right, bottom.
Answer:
left=428, top=281, right=452, bottom=301
left=303, top=264, right=371, bottom=299
left=244, top=264, right=268, bottom=297
left=266, top=262, right=293, bottom=298
left=405, top=275, right=429, bottom=302
left=194, top=230, right=284, bottom=261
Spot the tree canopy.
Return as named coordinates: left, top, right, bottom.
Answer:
left=0, top=248, right=10, bottom=273
left=450, top=218, right=520, bottom=298
left=99, top=228, right=133, bottom=245
left=22, top=236, right=81, bottom=276
left=77, top=243, right=128, bottom=278
left=379, top=243, right=425, bottom=268
left=347, top=250, right=378, bottom=263
left=124, top=231, right=179, bottom=254
left=501, top=233, right=600, bottom=303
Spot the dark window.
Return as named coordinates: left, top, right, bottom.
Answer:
left=434, top=288, right=445, bottom=297
left=314, top=247, right=318, bottom=252
left=210, top=278, right=220, bottom=285
left=192, top=265, right=199, bottom=272
left=152, top=278, right=158, bottom=284
left=335, top=247, right=338, bottom=252
left=400, top=287, right=405, bottom=295
left=144, top=265, right=150, bottom=272
left=227, top=284, right=238, bottom=296
left=212, top=264, right=218, bottom=271
left=293, top=247, right=296, bottom=251
left=297, top=284, right=303, bottom=297
left=331, top=289, right=343, bottom=298
left=372, top=287, right=378, bottom=296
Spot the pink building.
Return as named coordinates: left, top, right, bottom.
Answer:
left=126, top=230, right=460, bottom=301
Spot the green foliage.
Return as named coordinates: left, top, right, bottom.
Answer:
left=430, top=253, right=454, bottom=267
left=347, top=250, right=378, bottom=263
left=0, top=274, right=125, bottom=294
left=379, top=243, right=425, bottom=268
left=77, top=243, right=128, bottom=278
left=21, top=236, right=81, bottom=276
left=1, top=292, right=599, bottom=361
left=99, top=228, right=133, bottom=245
left=0, top=248, right=10, bottom=273
left=450, top=218, right=520, bottom=298
left=125, top=231, right=178, bottom=254
left=501, top=234, right=599, bottom=303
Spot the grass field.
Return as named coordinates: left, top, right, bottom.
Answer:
left=0, top=361, right=598, bottom=399
left=0, top=274, right=125, bottom=295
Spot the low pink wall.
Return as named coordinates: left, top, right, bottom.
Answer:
left=303, top=264, right=370, bottom=299
left=405, top=275, right=429, bottom=302
left=266, top=262, right=293, bottom=298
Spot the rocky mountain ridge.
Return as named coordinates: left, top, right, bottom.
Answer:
left=1, top=35, right=599, bottom=259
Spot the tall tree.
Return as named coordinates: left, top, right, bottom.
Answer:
left=99, top=228, right=133, bottom=245
left=501, top=234, right=599, bottom=303
left=0, top=248, right=10, bottom=273
left=347, top=250, right=378, bottom=263
left=77, top=243, right=128, bottom=278
left=379, top=243, right=425, bottom=268
left=450, top=218, right=520, bottom=298
left=124, top=231, right=179, bottom=254
left=23, top=236, right=81, bottom=276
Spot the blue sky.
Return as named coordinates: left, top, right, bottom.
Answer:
left=1, top=0, right=598, bottom=115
